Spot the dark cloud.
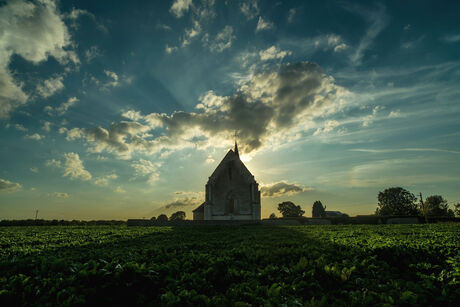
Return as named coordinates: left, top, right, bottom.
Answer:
left=261, top=181, right=311, bottom=198
left=165, top=196, right=201, bottom=209
left=70, top=62, right=348, bottom=156
left=0, top=178, right=21, bottom=192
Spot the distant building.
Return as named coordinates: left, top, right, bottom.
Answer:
left=193, top=142, right=261, bottom=221
left=325, top=211, right=348, bottom=217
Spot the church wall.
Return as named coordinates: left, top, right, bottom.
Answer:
left=209, top=163, right=253, bottom=217
left=211, top=215, right=254, bottom=220
left=193, top=211, right=204, bottom=220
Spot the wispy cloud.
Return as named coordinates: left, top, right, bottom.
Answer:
left=94, top=174, right=118, bottom=187
left=256, top=17, right=274, bottom=32
left=259, top=46, right=292, bottom=61
left=441, top=33, right=460, bottom=43
left=261, top=181, right=312, bottom=198
left=349, top=148, right=460, bottom=155
left=0, top=178, right=21, bottom=193
left=24, top=133, right=43, bottom=141
left=49, top=192, right=69, bottom=198
left=346, top=3, right=388, bottom=65
left=240, top=0, right=259, bottom=20
left=204, top=26, right=235, bottom=52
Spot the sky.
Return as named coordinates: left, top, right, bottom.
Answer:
left=1, top=0, right=459, bottom=220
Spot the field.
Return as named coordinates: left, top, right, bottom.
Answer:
left=0, top=224, right=458, bottom=306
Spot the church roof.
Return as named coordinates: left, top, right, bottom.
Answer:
left=193, top=202, right=205, bottom=212
left=208, top=148, right=255, bottom=183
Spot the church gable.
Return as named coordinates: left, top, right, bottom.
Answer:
left=193, top=142, right=261, bottom=221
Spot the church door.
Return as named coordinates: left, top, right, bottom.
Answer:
left=226, top=194, right=236, bottom=214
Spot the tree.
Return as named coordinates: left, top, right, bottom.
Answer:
left=375, top=187, right=418, bottom=216
left=455, top=203, right=460, bottom=217
left=150, top=216, right=156, bottom=221
left=424, top=195, right=449, bottom=216
left=269, top=213, right=277, bottom=219
left=170, top=211, right=186, bottom=221
left=312, top=200, right=326, bottom=217
left=277, top=201, right=304, bottom=218
left=157, top=214, right=168, bottom=222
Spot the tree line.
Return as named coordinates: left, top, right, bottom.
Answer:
left=150, top=211, right=186, bottom=222
left=269, top=187, right=460, bottom=218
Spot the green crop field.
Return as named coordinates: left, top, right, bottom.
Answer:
left=0, top=224, right=458, bottom=306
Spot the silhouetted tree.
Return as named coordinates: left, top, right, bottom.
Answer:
left=278, top=201, right=304, bottom=217
left=312, top=200, right=326, bottom=217
left=150, top=216, right=156, bottom=221
left=424, top=195, right=449, bottom=216
left=170, top=211, right=186, bottom=221
left=269, top=213, right=277, bottom=219
left=455, top=203, right=460, bottom=217
left=157, top=214, right=168, bottom=222
left=375, top=187, right=418, bottom=216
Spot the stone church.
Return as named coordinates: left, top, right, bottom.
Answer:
left=193, top=142, right=261, bottom=221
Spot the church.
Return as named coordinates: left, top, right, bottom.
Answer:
left=193, top=142, right=261, bottom=221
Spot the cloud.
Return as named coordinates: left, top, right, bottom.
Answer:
left=170, top=0, right=193, bottom=18
left=65, top=121, right=151, bottom=158
left=349, top=148, right=460, bottom=155
left=313, top=120, right=340, bottom=136
left=30, top=167, right=38, bottom=173
left=441, top=33, right=460, bottom=43
left=56, top=97, right=79, bottom=115
left=165, top=44, right=179, bottom=54
left=103, top=70, right=120, bottom=89
left=49, top=192, right=69, bottom=198
left=156, top=23, right=172, bottom=31
left=62, top=153, right=92, bottom=181
left=42, top=121, right=52, bottom=132
left=182, top=20, right=202, bottom=47
left=114, top=186, right=125, bottom=193
left=131, top=159, right=161, bottom=184
left=0, top=0, right=77, bottom=119
left=67, top=8, right=107, bottom=33
left=45, top=159, right=61, bottom=168
left=37, top=75, right=64, bottom=98
left=388, top=110, right=404, bottom=118
left=24, top=133, right=43, bottom=140
left=46, top=153, right=92, bottom=181
left=240, top=0, right=259, bottom=20
left=317, top=158, right=458, bottom=188
left=85, top=46, right=101, bottom=62
left=0, top=178, right=21, bottom=193
left=362, top=105, right=383, bottom=127
left=347, top=3, right=388, bottom=65
left=256, top=17, right=274, bottom=32
left=205, top=26, right=235, bottom=52
left=287, top=8, right=296, bottom=23
left=69, top=62, right=350, bottom=158
left=10, top=124, right=27, bottom=132
left=46, top=97, right=79, bottom=116
left=260, top=181, right=311, bottom=198
left=94, top=174, right=118, bottom=186
left=281, top=34, right=348, bottom=55
left=164, top=191, right=203, bottom=209
left=259, top=46, right=292, bottom=61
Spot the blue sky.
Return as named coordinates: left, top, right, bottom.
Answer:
left=1, top=0, right=459, bottom=220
